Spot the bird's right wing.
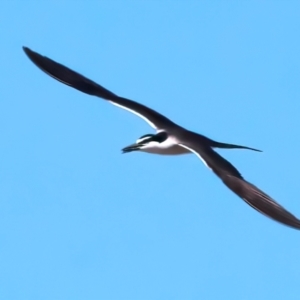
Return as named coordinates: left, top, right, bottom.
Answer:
left=179, top=142, right=300, bottom=230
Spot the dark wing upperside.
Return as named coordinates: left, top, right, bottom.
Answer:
left=23, top=47, right=176, bottom=130
left=179, top=141, right=300, bottom=230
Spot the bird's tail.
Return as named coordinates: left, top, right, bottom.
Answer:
left=209, top=140, right=262, bottom=152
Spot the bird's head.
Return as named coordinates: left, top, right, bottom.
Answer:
left=122, top=132, right=168, bottom=153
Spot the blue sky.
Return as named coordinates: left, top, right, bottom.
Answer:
left=1, top=1, right=300, bottom=299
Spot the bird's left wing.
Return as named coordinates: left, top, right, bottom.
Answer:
left=23, top=47, right=176, bottom=130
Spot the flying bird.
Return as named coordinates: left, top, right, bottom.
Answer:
left=23, top=46, right=300, bottom=230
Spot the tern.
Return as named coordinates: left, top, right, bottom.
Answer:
left=23, top=46, right=300, bottom=230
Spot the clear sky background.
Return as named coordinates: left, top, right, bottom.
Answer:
left=1, top=1, right=300, bottom=299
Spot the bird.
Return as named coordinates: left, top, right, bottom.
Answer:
left=23, top=46, right=300, bottom=230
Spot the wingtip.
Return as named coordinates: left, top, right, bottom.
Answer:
left=22, top=46, right=30, bottom=54
left=22, top=47, right=47, bottom=72
left=22, top=46, right=35, bottom=60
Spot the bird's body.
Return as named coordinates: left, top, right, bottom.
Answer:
left=23, top=46, right=300, bottom=230
left=138, top=139, right=189, bottom=155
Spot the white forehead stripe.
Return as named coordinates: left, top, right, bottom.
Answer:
left=136, top=136, right=153, bottom=143
left=109, top=101, right=157, bottom=129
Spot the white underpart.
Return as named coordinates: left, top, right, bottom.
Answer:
left=140, top=136, right=190, bottom=155
left=109, top=101, right=157, bottom=129
left=178, top=144, right=210, bottom=168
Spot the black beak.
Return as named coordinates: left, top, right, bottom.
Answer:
left=122, top=143, right=142, bottom=153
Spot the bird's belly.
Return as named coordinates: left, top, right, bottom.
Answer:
left=141, top=144, right=191, bottom=155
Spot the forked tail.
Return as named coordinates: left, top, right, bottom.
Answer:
left=210, top=141, right=262, bottom=152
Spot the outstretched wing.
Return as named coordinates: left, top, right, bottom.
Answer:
left=23, top=47, right=176, bottom=130
left=179, top=141, right=300, bottom=230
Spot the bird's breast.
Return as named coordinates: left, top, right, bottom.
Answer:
left=141, top=137, right=191, bottom=155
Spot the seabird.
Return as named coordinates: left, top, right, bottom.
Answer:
left=23, top=46, right=300, bottom=230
